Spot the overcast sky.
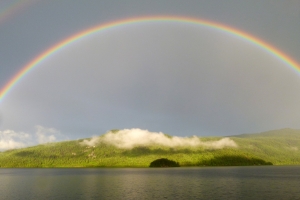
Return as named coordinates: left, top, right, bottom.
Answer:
left=0, top=0, right=300, bottom=149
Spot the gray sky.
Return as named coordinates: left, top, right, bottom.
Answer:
left=0, top=0, right=300, bottom=148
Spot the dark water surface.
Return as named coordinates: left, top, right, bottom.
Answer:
left=0, top=166, right=300, bottom=199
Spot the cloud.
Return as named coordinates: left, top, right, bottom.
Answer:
left=201, top=137, right=237, bottom=149
left=82, top=128, right=237, bottom=149
left=35, top=125, right=60, bottom=144
left=80, top=136, right=99, bottom=147
left=0, top=125, right=67, bottom=151
left=0, top=130, right=31, bottom=151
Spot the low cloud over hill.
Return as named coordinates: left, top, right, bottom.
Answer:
left=81, top=128, right=237, bottom=149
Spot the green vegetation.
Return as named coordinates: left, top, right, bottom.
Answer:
left=198, top=155, right=272, bottom=166
left=149, top=158, right=180, bottom=167
left=0, top=128, right=299, bottom=167
left=230, top=128, right=300, bottom=165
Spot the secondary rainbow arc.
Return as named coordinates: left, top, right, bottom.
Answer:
left=1, top=16, right=300, bottom=103
left=0, top=0, right=33, bottom=24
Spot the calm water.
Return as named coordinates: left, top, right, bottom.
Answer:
left=0, top=166, right=300, bottom=200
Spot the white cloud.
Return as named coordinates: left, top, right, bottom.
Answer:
left=80, top=136, right=100, bottom=147
left=0, top=127, right=237, bottom=151
left=200, top=137, right=237, bottom=149
left=35, top=125, right=60, bottom=144
left=0, top=130, right=31, bottom=151
left=82, top=128, right=237, bottom=149
left=0, top=126, right=66, bottom=151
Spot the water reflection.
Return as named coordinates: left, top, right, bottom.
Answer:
left=0, top=166, right=299, bottom=199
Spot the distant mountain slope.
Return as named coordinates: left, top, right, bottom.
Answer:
left=233, top=128, right=300, bottom=139
left=0, top=129, right=299, bottom=167
left=230, top=128, right=300, bottom=165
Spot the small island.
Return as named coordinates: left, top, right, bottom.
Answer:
left=149, top=158, right=180, bottom=167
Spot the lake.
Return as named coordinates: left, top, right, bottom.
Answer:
left=0, top=166, right=300, bottom=199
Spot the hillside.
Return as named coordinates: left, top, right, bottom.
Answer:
left=231, top=128, right=300, bottom=165
left=0, top=129, right=299, bottom=167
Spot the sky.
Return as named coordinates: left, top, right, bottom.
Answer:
left=0, top=0, right=300, bottom=150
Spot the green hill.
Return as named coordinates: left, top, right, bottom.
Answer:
left=230, top=128, right=300, bottom=165
left=0, top=129, right=299, bottom=167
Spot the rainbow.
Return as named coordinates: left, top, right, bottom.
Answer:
left=0, top=0, right=33, bottom=24
left=1, top=16, right=300, bottom=103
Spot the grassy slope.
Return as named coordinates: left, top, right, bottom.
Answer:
left=231, top=128, right=300, bottom=165
left=0, top=129, right=299, bottom=167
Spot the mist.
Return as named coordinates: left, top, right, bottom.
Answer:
left=81, top=129, right=237, bottom=149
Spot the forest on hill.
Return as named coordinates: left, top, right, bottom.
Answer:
left=0, top=128, right=299, bottom=167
